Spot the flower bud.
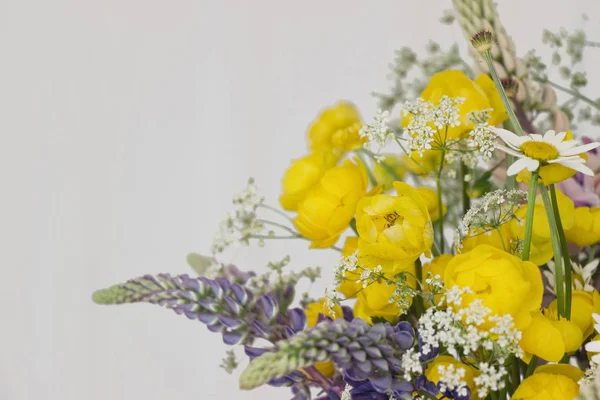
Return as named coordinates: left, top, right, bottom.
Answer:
left=470, top=30, right=493, bottom=53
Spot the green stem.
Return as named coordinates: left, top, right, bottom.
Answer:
left=539, top=185, right=565, bottom=319
left=525, top=356, right=538, bottom=378
left=589, top=245, right=597, bottom=265
left=549, top=184, right=572, bottom=320
left=435, top=149, right=446, bottom=253
left=461, top=162, right=470, bottom=215
left=362, top=148, right=403, bottom=182
left=522, top=170, right=539, bottom=261
left=535, top=77, right=600, bottom=111
left=510, top=356, right=520, bottom=395
left=355, top=151, right=377, bottom=186
left=483, top=51, right=525, bottom=136
left=414, top=258, right=425, bottom=318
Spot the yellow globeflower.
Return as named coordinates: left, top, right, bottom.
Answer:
left=356, top=182, right=433, bottom=274
left=547, top=290, right=600, bottom=339
left=279, top=151, right=338, bottom=211
left=372, top=155, right=405, bottom=191
left=512, top=364, right=583, bottom=400
left=520, top=311, right=583, bottom=362
left=401, top=150, right=442, bottom=176
left=510, top=190, right=575, bottom=266
left=307, top=102, right=364, bottom=155
left=416, top=70, right=507, bottom=140
left=425, top=356, right=479, bottom=399
left=303, top=299, right=343, bottom=378
left=415, top=187, right=447, bottom=222
left=295, top=159, right=368, bottom=248
left=565, top=206, right=600, bottom=247
left=337, top=237, right=361, bottom=299
left=353, top=281, right=404, bottom=325
left=444, top=244, right=543, bottom=330
left=459, top=225, right=512, bottom=254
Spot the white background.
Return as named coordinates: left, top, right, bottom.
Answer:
left=2, top=0, right=600, bottom=399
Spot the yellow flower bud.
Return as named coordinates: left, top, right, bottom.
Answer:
left=520, top=311, right=583, bottom=362
left=510, top=190, right=575, bottom=266
left=308, top=102, right=364, bottom=155
left=547, top=290, right=600, bottom=339
left=401, top=150, right=442, bottom=176
left=565, top=206, right=600, bottom=247
left=356, top=182, right=433, bottom=274
left=415, top=187, right=446, bottom=222
left=512, top=364, right=582, bottom=400
left=294, top=159, right=368, bottom=248
left=279, top=151, right=338, bottom=211
left=444, top=244, right=543, bottom=330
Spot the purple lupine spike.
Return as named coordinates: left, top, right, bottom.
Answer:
left=239, top=319, right=413, bottom=392
left=231, top=283, right=249, bottom=305
left=251, top=320, right=273, bottom=339
left=287, top=308, right=307, bottom=332
left=218, top=315, right=244, bottom=329
left=222, top=330, right=245, bottom=345
left=259, top=295, right=278, bottom=320
left=341, top=306, right=354, bottom=322
left=223, top=296, right=242, bottom=315
left=244, top=346, right=269, bottom=359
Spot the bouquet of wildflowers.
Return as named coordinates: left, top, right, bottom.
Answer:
left=93, top=2, right=600, bottom=399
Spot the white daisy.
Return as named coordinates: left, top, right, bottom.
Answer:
left=586, top=313, right=600, bottom=363
left=490, top=128, right=600, bottom=176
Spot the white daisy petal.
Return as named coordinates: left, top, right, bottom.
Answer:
left=495, top=144, right=523, bottom=158
left=507, top=157, right=537, bottom=176
left=490, top=127, right=526, bottom=148
left=560, top=142, right=600, bottom=157
left=593, top=313, right=600, bottom=324
left=543, top=130, right=557, bottom=143
left=554, top=131, right=567, bottom=143
left=524, top=157, right=540, bottom=171
left=586, top=340, right=600, bottom=352
left=592, top=353, right=600, bottom=364
left=529, top=134, right=544, bottom=141
left=560, top=160, right=594, bottom=176
left=547, top=155, right=583, bottom=164
left=555, top=140, right=577, bottom=152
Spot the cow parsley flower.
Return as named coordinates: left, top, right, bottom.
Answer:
left=492, top=127, right=600, bottom=176
left=360, top=109, right=395, bottom=157
left=401, top=348, right=423, bottom=380
left=437, top=363, right=468, bottom=398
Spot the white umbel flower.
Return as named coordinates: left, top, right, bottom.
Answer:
left=491, top=128, right=600, bottom=176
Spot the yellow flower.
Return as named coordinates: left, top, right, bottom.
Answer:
left=444, top=244, right=543, bottom=330
left=279, top=151, right=338, bottom=211
left=515, top=130, right=589, bottom=186
left=416, top=70, right=507, bottom=140
left=520, top=311, right=583, bottom=362
left=547, top=290, right=600, bottom=339
left=356, top=182, right=433, bottom=274
left=372, top=155, right=405, bottom=190
left=304, top=299, right=343, bottom=378
left=337, top=237, right=361, bottom=298
left=308, top=102, right=364, bottom=155
left=415, top=187, right=446, bottom=222
left=353, top=281, right=403, bottom=324
left=512, top=364, right=582, bottom=400
left=459, top=225, right=512, bottom=254
left=425, top=356, right=479, bottom=399
left=565, top=206, right=600, bottom=247
left=509, top=190, right=575, bottom=266
left=401, top=150, right=442, bottom=176
left=295, top=159, right=368, bottom=248
left=422, top=254, right=453, bottom=306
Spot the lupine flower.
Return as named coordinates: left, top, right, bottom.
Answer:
left=239, top=319, right=415, bottom=393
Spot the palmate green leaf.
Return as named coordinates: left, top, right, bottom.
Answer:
left=186, top=252, right=215, bottom=276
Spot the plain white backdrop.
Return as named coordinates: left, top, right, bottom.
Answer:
left=2, top=0, right=600, bottom=399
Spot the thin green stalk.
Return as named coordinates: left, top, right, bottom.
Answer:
left=539, top=185, right=565, bottom=319
left=482, top=51, right=525, bottom=136
left=355, top=151, right=377, bottom=186
left=435, top=149, right=446, bottom=253
left=522, top=170, right=539, bottom=261
left=362, top=148, right=403, bottom=182
left=524, top=356, right=538, bottom=378
left=549, top=184, right=572, bottom=320
left=510, top=356, right=520, bottom=395
left=534, top=77, right=600, bottom=111
left=589, top=245, right=597, bottom=265
left=414, top=258, right=425, bottom=318
left=461, top=162, right=470, bottom=215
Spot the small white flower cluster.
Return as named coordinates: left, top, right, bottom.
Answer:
left=357, top=265, right=383, bottom=288
left=418, top=285, right=522, bottom=398
left=360, top=109, right=395, bottom=157
left=401, top=96, right=463, bottom=156
left=340, top=384, right=353, bottom=400
left=473, top=363, right=507, bottom=398
left=212, top=178, right=266, bottom=254
left=578, top=362, right=599, bottom=399
left=545, top=259, right=600, bottom=295
left=400, top=348, right=423, bottom=380
left=467, top=109, right=497, bottom=159
left=326, top=251, right=360, bottom=314
left=246, top=256, right=321, bottom=297
left=455, top=189, right=526, bottom=252
left=388, top=272, right=418, bottom=314
left=437, top=364, right=468, bottom=398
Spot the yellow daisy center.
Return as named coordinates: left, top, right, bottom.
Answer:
left=520, top=141, right=559, bottom=161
